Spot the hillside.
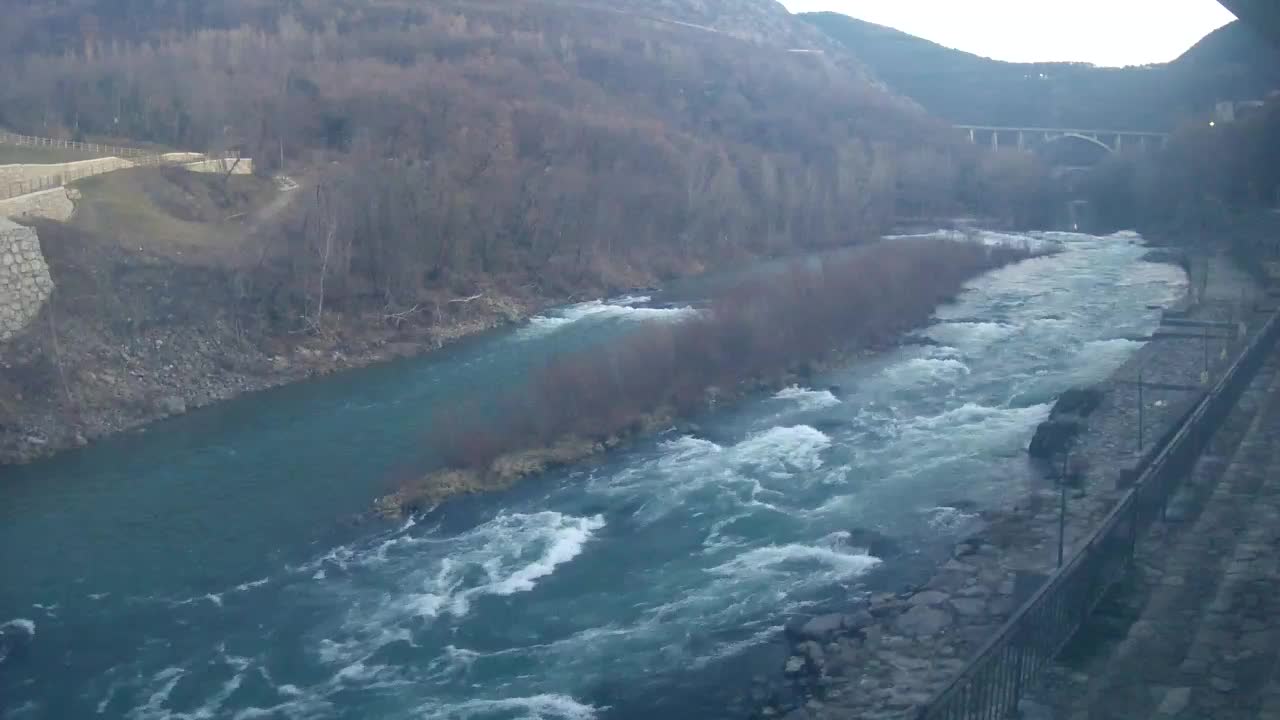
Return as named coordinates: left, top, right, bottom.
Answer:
left=802, top=13, right=1280, bottom=130
left=0, top=0, right=951, bottom=299
left=0, top=0, right=1065, bottom=462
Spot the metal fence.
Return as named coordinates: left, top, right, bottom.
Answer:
left=0, top=157, right=170, bottom=201
left=916, top=305, right=1280, bottom=720
left=0, top=130, right=152, bottom=159
left=0, top=130, right=177, bottom=201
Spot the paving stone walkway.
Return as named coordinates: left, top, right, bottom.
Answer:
left=1023, top=349, right=1280, bottom=720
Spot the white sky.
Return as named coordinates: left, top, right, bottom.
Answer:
left=779, top=0, right=1238, bottom=66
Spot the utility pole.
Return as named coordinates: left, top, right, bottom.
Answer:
left=1137, top=367, right=1144, bottom=454
left=1200, top=324, right=1211, bottom=386
left=1058, top=450, right=1069, bottom=568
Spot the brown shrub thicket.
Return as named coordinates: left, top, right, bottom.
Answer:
left=433, top=237, right=1035, bottom=470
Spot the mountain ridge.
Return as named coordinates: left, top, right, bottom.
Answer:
left=801, top=12, right=1280, bottom=130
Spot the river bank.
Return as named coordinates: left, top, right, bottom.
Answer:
left=0, top=214, right=988, bottom=468
left=757, top=246, right=1263, bottom=719
left=0, top=270, right=546, bottom=465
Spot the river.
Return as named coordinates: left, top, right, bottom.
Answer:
left=0, top=230, right=1185, bottom=720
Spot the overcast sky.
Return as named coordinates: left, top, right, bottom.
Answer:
left=779, top=0, right=1238, bottom=66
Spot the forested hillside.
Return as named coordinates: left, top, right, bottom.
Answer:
left=0, top=0, right=1068, bottom=462
left=803, top=13, right=1280, bottom=130
left=0, top=0, right=1056, bottom=327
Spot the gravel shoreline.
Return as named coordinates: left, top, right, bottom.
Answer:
left=0, top=291, right=540, bottom=466
left=755, top=250, right=1266, bottom=719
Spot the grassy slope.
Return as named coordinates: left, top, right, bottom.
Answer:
left=68, top=168, right=278, bottom=267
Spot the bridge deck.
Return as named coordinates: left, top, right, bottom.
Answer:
left=955, top=124, right=1170, bottom=137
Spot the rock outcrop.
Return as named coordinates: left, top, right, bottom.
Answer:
left=1028, top=386, right=1105, bottom=460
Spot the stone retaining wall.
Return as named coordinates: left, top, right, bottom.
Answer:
left=0, top=187, right=75, bottom=221
left=0, top=217, right=53, bottom=342
left=184, top=157, right=254, bottom=175
left=0, top=157, right=136, bottom=188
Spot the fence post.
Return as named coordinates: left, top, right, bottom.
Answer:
left=1203, top=326, right=1210, bottom=374
left=1137, top=368, right=1144, bottom=453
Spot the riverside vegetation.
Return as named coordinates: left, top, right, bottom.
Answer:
left=377, top=237, right=1039, bottom=515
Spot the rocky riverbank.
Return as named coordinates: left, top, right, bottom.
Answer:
left=753, top=249, right=1265, bottom=719
left=0, top=274, right=543, bottom=465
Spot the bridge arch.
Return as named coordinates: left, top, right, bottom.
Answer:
left=1043, top=132, right=1113, bottom=154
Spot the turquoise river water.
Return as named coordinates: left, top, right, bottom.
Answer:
left=0, top=231, right=1185, bottom=720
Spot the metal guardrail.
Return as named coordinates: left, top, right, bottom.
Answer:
left=916, top=306, right=1280, bottom=720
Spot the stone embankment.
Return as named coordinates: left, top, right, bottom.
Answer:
left=0, top=128, right=255, bottom=206
left=0, top=217, right=53, bottom=342
left=0, top=157, right=137, bottom=192
left=0, top=156, right=255, bottom=205
left=755, top=252, right=1267, bottom=719
left=0, top=187, right=76, bottom=222
left=182, top=157, right=254, bottom=175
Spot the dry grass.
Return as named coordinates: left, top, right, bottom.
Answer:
left=68, top=168, right=278, bottom=268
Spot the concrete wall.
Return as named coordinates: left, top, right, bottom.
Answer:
left=184, top=157, right=254, bottom=175
left=0, top=187, right=75, bottom=221
left=0, top=157, right=136, bottom=190
left=0, top=217, right=53, bottom=342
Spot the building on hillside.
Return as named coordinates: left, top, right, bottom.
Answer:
left=1215, top=97, right=1274, bottom=123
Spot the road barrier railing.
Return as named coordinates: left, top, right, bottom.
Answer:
left=916, top=304, right=1280, bottom=720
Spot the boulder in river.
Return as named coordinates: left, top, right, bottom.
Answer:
left=1051, top=387, right=1104, bottom=418
left=1028, top=418, right=1083, bottom=459
left=1140, top=248, right=1190, bottom=273
left=1028, top=386, right=1104, bottom=459
left=156, top=395, right=187, bottom=416
left=794, top=614, right=845, bottom=642
left=811, top=419, right=851, bottom=433
left=844, top=527, right=902, bottom=559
